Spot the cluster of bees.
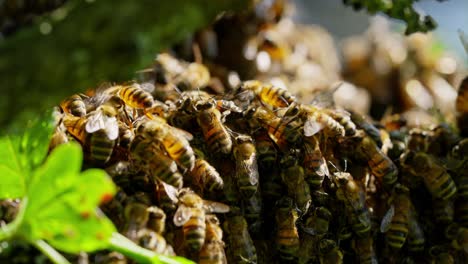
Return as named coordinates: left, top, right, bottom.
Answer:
left=1, top=1, right=468, bottom=263
left=44, top=48, right=468, bottom=264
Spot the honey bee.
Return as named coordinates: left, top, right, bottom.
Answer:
left=350, top=111, right=382, bottom=148
left=155, top=180, right=179, bottom=213
left=427, top=124, right=460, bottom=157
left=303, top=136, right=329, bottom=190
left=123, top=200, right=149, bottom=241
left=355, top=134, right=398, bottom=187
left=137, top=228, right=174, bottom=255
left=333, top=172, right=371, bottom=237
left=445, top=223, right=468, bottom=253
left=60, top=93, right=87, bottom=117
left=326, top=109, right=357, bottom=136
left=117, top=121, right=134, bottom=149
left=249, top=105, right=302, bottom=151
left=147, top=206, right=166, bottom=235
left=89, top=129, right=117, bottom=164
left=275, top=197, right=300, bottom=262
left=85, top=98, right=121, bottom=164
left=407, top=128, right=430, bottom=152
left=136, top=116, right=195, bottom=170
left=190, top=156, right=224, bottom=195
left=280, top=154, right=312, bottom=214
left=173, top=188, right=229, bottom=251
left=85, top=96, right=121, bottom=137
left=105, top=83, right=155, bottom=109
left=303, top=206, right=332, bottom=236
left=154, top=53, right=211, bottom=91
left=456, top=76, right=468, bottom=137
left=284, top=102, right=345, bottom=138
left=240, top=80, right=296, bottom=108
left=233, top=134, right=260, bottom=198
left=130, top=136, right=183, bottom=189
left=242, top=188, right=263, bottom=235
left=199, top=215, right=227, bottom=264
left=223, top=209, right=257, bottom=264
left=253, top=129, right=278, bottom=170
left=401, top=151, right=457, bottom=200
left=352, top=235, right=377, bottom=264
left=407, top=209, right=425, bottom=252
left=318, top=239, right=344, bottom=264
left=195, top=100, right=232, bottom=154
left=63, top=114, right=87, bottom=143
left=380, top=184, right=412, bottom=249
left=433, top=199, right=454, bottom=224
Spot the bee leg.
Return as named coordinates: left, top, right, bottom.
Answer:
left=144, top=109, right=155, bottom=120
left=123, top=108, right=133, bottom=130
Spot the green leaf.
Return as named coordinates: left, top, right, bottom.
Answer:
left=19, top=142, right=117, bottom=253
left=0, top=111, right=55, bottom=198
left=0, top=136, right=26, bottom=198
left=17, top=111, right=56, bottom=171
left=26, top=142, right=83, bottom=215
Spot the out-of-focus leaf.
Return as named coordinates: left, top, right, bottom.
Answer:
left=0, top=111, right=54, bottom=198
left=0, top=0, right=250, bottom=129
left=0, top=136, right=26, bottom=198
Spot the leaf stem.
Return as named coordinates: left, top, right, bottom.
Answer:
left=108, top=232, right=192, bottom=264
left=108, top=232, right=156, bottom=264
left=32, top=240, right=71, bottom=264
left=0, top=197, right=28, bottom=241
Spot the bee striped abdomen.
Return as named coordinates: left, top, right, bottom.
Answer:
left=197, top=109, right=232, bottom=154
left=258, top=85, right=295, bottom=108
left=424, top=169, right=457, bottom=200
left=199, top=242, right=225, bottom=264
left=163, top=135, right=195, bottom=170
left=152, top=154, right=183, bottom=189
left=90, top=130, right=116, bottom=164
left=183, top=210, right=206, bottom=251
left=205, top=126, right=232, bottom=154
left=118, top=85, right=154, bottom=108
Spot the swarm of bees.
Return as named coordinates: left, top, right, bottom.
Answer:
left=2, top=0, right=468, bottom=263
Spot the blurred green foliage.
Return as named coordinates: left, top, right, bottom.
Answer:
left=342, top=0, right=440, bottom=34
left=0, top=0, right=249, bottom=132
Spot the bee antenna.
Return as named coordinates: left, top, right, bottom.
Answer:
left=327, top=161, right=338, bottom=171
left=170, top=83, right=182, bottom=95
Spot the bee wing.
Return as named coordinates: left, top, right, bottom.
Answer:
left=309, top=82, right=342, bottom=108
left=380, top=205, right=395, bottom=233
left=171, top=127, right=194, bottom=141
left=85, top=111, right=106, bottom=133
left=104, top=116, right=119, bottom=140
left=173, top=205, right=192, bottom=226
left=203, top=200, right=230, bottom=214
left=161, top=181, right=179, bottom=203
left=304, top=116, right=324, bottom=137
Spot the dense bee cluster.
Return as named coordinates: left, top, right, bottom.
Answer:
left=2, top=1, right=468, bottom=263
